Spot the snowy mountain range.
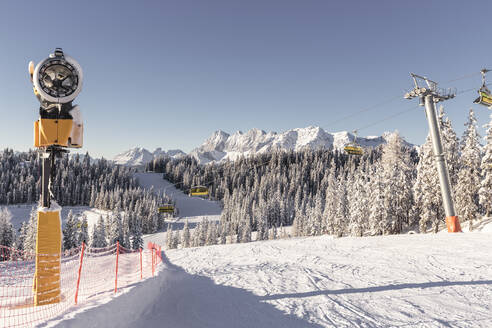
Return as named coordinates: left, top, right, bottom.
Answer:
left=189, top=126, right=411, bottom=164
left=113, top=147, right=185, bottom=166
left=114, top=126, right=411, bottom=166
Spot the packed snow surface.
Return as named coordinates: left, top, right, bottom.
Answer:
left=49, top=229, right=492, bottom=327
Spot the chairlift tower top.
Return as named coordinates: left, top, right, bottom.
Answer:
left=404, top=73, right=456, bottom=104
left=403, top=73, right=461, bottom=233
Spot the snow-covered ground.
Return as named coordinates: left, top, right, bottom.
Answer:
left=6, top=204, right=112, bottom=230
left=47, top=221, right=492, bottom=327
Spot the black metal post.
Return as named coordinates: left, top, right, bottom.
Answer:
left=41, top=152, right=51, bottom=208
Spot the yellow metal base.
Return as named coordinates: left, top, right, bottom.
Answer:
left=34, top=210, right=62, bottom=306
left=34, top=118, right=76, bottom=148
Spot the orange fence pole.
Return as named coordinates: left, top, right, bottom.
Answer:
left=114, top=241, right=119, bottom=293
left=139, top=248, right=143, bottom=280
left=74, top=242, right=85, bottom=305
left=151, top=248, right=155, bottom=277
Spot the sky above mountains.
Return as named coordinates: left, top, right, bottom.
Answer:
left=0, top=1, right=491, bottom=158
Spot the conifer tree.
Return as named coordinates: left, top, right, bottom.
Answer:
left=91, top=215, right=107, bottom=248
left=23, top=207, right=38, bottom=254
left=166, top=224, right=174, bottom=249
left=182, top=219, right=191, bottom=248
left=0, top=207, right=15, bottom=248
left=63, top=210, right=77, bottom=250
left=131, top=217, right=143, bottom=250
left=107, top=214, right=123, bottom=245
left=77, top=214, right=89, bottom=245
left=456, top=109, right=482, bottom=230
left=479, top=110, right=492, bottom=217
left=414, top=135, right=442, bottom=233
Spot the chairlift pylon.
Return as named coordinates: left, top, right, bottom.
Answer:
left=344, top=130, right=363, bottom=156
left=473, top=69, right=492, bottom=107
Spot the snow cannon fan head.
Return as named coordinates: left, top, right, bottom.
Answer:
left=31, top=48, right=83, bottom=105
left=31, top=48, right=84, bottom=149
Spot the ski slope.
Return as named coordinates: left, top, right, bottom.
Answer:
left=135, top=172, right=222, bottom=218
left=46, top=223, right=492, bottom=327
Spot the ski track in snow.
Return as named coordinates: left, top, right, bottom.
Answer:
left=165, top=233, right=492, bottom=328
left=45, top=231, right=492, bottom=327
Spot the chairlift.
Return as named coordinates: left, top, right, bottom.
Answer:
left=344, top=130, right=363, bottom=156
left=158, top=204, right=175, bottom=214
left=473, top=69, right=492, bottom=107
left=189, top=186, right=209, bottom=197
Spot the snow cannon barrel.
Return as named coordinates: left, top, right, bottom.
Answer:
left=31, top=48, right=83, bottom=149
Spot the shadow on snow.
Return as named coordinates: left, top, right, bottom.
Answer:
left=259, top=280, right=492, bottom=301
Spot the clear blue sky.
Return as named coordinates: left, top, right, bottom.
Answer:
left=0, top=0, right=491, bottom=158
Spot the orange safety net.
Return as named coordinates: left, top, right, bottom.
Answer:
left=0, top=242, right=163, bottom=327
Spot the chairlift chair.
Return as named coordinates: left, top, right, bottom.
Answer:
left=473, top=69, right=492, bottom=107
left=344, top=130, right=363, bottom=156
left=158, top=204, right=175, bottom=214
left=189, top=186, right=209, bottom=197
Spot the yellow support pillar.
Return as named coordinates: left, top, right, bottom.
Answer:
left=34, top=208, right=62, bottom=306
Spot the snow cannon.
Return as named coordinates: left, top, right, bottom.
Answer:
left=31, top=48, right=83, bottom=149
left=28, top=49, right=84, bottom=306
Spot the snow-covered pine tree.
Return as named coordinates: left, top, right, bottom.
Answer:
left=77, top=214, right=89, bottom=245
left=63, top=210, right=77, bottom=250
left=322, top=165, right=337, bottom=235
left=23, top=207, right=37, bottom=254
left=205, top=221, right=217, bottom=246
left=219, top=221, right=227, bottom=245
left=333, top=177, right=348, bottom=237
left=368, top=163, right=386, bottom=235
left=240, top=217, right=252, bottom=243
left=107, top=213, right=123, bottom=246
left=347, top=168, right=367, bottom=237
left=439, top=106, right=460, bottom=187
left=172, top=228, right=180, bottom=249
left=121, top=214, right=131, bottom=249
left=0, top=207, right=15, bottom=248
left=166, top=224, right=174, bottom=249
left=182, top=219, right=191, bottom=248
left=131, top=216, right=143, bottom=250
left=15, top=222, right=27, bottom=250
left=479, top=110, right=492, bottom=217
left=455, top=109, right=482, bottom=230
left=414, top=135, right=442, bottom=233
left=380, top=131, right=414, bottom=233
left=91, top=215, right=107, bottom=248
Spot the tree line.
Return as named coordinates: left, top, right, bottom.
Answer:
left=149, top=106, right=492, bottom=248
left=0, top=151, right=175, bottom=253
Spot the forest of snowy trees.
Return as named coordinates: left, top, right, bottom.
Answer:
left=1, top=106, right=491, bottom=253
left=149, top=107, right=492, bottom=248
left=0, top=150, right=174, bottom=253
